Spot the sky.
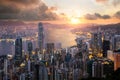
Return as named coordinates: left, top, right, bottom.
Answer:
left=0, top=0, right=120, bottom=24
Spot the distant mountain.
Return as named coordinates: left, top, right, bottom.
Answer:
left=71, top=23, right=120, bottom=34
left=0, top=20, right=119, bottom=47
left=0, top=20, right=26, bottom=26
left=0, top=21, right=76, bottom=48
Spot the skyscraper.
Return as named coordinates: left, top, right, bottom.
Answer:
left=46, top=43, right=54, bottom=54
left=91, top=58, right=114, bottom=78
left=34, top=62, right=48, bottom=80
left=102, top=40, right=110, bottom=57
left=112, top=35, right=120, bottom=50
left=113, top=50, right=120, bottom=70
left=28, top=41, right=33, bottom=59
left=107, top=50, right=120, bottom=70
left=28, top=41, right=33, bottom=57
left=91, top=32, right=102, bottom=56
left=14, top=37, right=22, bottom=65
left=38, top=22, right=44, bottom=54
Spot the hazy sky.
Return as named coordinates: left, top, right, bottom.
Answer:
left=0, top=0, right=120, bottom=24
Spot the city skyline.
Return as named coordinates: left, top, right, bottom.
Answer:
left=0, top=0, right=120, bottom=80
left=0, top=22, right=120, bottom=80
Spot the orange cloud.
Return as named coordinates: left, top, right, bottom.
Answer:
left=112, top=0, right=120, bottom=7
left=114, top=11, right=120, bottom=19
left=95, top=0, right=120, bottom=6
left=84, top=13, right=111, bottom=20
left=96, top=0, right=108, bottom=3
left=49, top=7, right=57, bottom=11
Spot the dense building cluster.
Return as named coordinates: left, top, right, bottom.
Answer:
left=0, top=22, right=120, bottom=80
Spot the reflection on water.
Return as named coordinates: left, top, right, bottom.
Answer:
left=45, top=28, right=76, bottom=48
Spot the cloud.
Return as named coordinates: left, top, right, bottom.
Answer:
left=0, top=0, right=39, bottom=6
left=94, top=13, right=102, bottom=18
left=19, top=3, right=58, bottom=21
left=114, top=11, right=120, bottom=19
left=48, top=7, right=57, bottom=12
left=102, top=15, right=111, bottom=19
left=84, top=13, right=111, bottom=20
left=0, top=0, right=59, bottom=21
left=84, top=14, right=97, bottom=20
left=95, top=0, right=120, bottom=7
left=112, top=0, right=120, bottom=7
left=0, top=4, right=20, bottom=14
left=96, top=0, right=108, bottom=3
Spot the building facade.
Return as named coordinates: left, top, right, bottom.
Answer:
left=38, top=23, right=44, bottom=54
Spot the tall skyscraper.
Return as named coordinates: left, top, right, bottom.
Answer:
left=28, top=41, right=33, bottom=59
left=38, top=22, right=44, bottom=54
left=28, top=41, right=33, bottom=57
left=75, top=37, right=83, bottom=49
left=75, top=37, right=84, bottom=58
left=91, top=32, right=102, bottom=56
left=114, top=51, right=120, bottom=70
left=112, top=35, right=120, bottom=50
left=102, top=40, right=110, bottom=57
left=14, top=37, right=22, bottom=64
left=108, top=50, right=120, bottom=70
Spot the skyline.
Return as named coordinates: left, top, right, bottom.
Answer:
left=0, top=22, right=120, bottom=80
left=0, top=1, right=120, bottom=80
left=0, top=0, right=120, bottom=24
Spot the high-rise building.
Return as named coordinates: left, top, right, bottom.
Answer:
left=32, top=40, right=38, bottom=51
left=14, top=37, right=22, bottom=65
left=112, top=35, right=120, bottom=50
left=27, top=41, right=33, bottom=59
left=75, top=37, right=83, bottom=49
left=92, top=61, right=103, bottom=78
left=34, top=62, right=48, bottom=80
left=55, top=43, right=62, bottom=50
left=75, top=37, right=84, bottom=58
left=90, top=58, right=114, bottom=78
left=38, top=22, right=44, bottom=54
left=75, top=37, right=88, bottom=77
left=46, top=43, right=54, bottom=54
left=107, top=50, right=120, bottom=70
left=102, top=40, right=110, bottom=57
left=113, top=50, right=120, bottom=70
left=91, top=32, right=102, bottom=56
left=107, top=50, right=114, bottom=61
left=0, top=40, right=14, bottom=55
left=22, top=40, right=27, bottom=53
left=28, top=41, right=33, bottom=56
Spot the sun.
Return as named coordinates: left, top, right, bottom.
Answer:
left=70, top=17, right=80, bottom=24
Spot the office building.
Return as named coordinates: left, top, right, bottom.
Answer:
left=46, top=43, right=54, bottom=54
left=112, top=35, right=120, bottom=50
left=107, top=50, right=114, bottom=61
left=34, top=62, right=48, bottom=80
left=102, top=40, right=110, bottom=57
left=107, top=50, right=120, bottom=70
left=55, top=43, right=62, bottom=50
left=90, top=58, right=114, bottom=78
left=28, top=41, right=33, bottom=57
left=38, top=22, right=44, bottom=54
left=91, top=32, right=102, bottom=56
left=0, top=40, right=14, bottom=55
left=114, top=50, right=120, bottom=70
left=14, top=37, right=22, bottom=66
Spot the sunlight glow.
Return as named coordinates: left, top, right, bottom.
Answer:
left=70, top=17, right=80, bottom=24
